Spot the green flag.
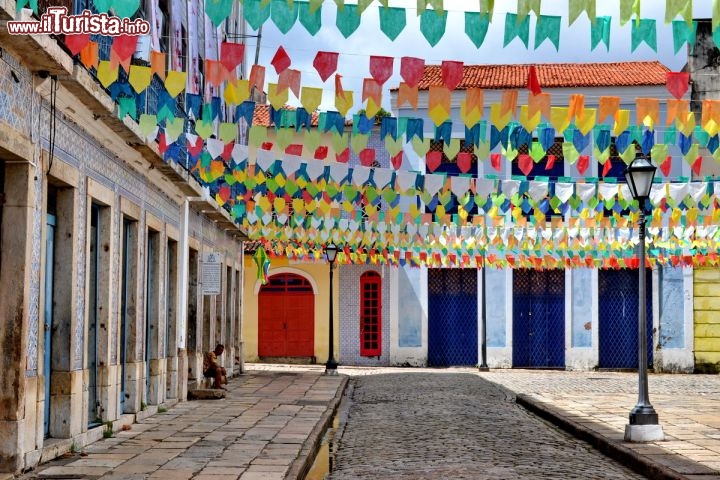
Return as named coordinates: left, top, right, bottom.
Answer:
left=465, top=12, right=491, bottom=48
left=270, top=0, right=298, bottom=33
left=535, top=15, right=561, bottom=50
left=379, top=6, right=406, bottom=41
left=591, top=16, right=611, bottom=50
left=205, top=0, right=233, bottom=27
left=672, top=20, right=697, bottom=54
left=244, top=0, right=271, bottom=30
left=420, top=9, right=447, bottom=46
left=631, top=18, right=657, bottom=52
left=336, top=4, right=361, bottom=38
left=503, top=13, right=530, bottom=48
left=298, top=0, right=321, bottom=35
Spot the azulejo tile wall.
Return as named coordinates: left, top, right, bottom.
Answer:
left=339, top=264, right=391, bottom=366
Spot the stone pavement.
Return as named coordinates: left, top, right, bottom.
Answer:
left=477, top=369, right=720, bottom=480
left=18, top=367, right=345, bottom=480
left=15, top=366, right=720, bottom=480
left=326, top=371, right=646, bottom=480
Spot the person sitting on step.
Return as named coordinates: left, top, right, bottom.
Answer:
left=203, top=344, right=228, bottom=390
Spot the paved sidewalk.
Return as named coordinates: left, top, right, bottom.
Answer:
left=20, top=367, right=345, bottom=480
left=477, top=370, right=720, bottom=480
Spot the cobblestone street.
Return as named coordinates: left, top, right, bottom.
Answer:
left=327, top=372, right=646, bottom=480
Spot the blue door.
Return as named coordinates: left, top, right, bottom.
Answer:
left=428, top=269, right=478, bottom=366
left=44, top=214, right=55, bottom=437
left=599, top=269, right=653, bottom=369
left=513, top=269, right=565, bottom=368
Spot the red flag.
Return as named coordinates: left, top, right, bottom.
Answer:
left=527, top=65, right=542, bottom=96
left=490, top=153, right=502, bottom=171
left=391, top=151, right=403, bottom=170
left=660, top=155, right=672, bottom=177
left=271, top=46, right=291, bottom=75
left=577, top=155, right=589, bottom=175
left=518, top=154, right=533, bottom=176
left=314, top=146, right=328, bottom=160
left=220, top=42, right=245, bottom=72
left=426, top=151, right=442, bottom=172
left=457, top=152, right=472, bottom=173
left=400, top=57, right=425, bottom=88
left=692, top=156, right=703, bottom=176
left=666, top=72, right=690, bottom=100
left=359, top=148, right=376, bottom=167
left=65, top=33, right=90, bottom=56
left=545, top=154, right=556, bottom=171
left=442, top=60, right=464, bottom=91
left=111, top=35, right=138, bottom=64
left=285, top=144, right=303, bottom=156
left=313, top=51, right=339, bottom=82
left=369, top=55, right=394, bottom=86
left=602, top=158, right=612, bottom=177
left=336, top=148, right=350, bottom=163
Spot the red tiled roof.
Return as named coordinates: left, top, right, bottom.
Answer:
left=252, top=104, right=320, bottom=127
left=410, top=61, right=670, bottom=90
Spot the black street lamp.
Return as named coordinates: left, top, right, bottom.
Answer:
left=478, top=248, right=489, bottom=371
left=324, top=243, right=339, bottom=375
left=623, top=156, right=664, bottom=442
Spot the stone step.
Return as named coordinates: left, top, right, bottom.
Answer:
left=187, top=388, right=226, bottom=400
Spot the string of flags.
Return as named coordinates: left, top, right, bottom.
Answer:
left=27, top=0, right=720, bottom=52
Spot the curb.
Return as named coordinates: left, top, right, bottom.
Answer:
left=286, top=376, right=350, bottom=480
left=515, top=394, right=692, bottom=480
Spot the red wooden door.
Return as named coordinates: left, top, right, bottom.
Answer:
left=258, top=274, right=314, bottom=357
left=360, top=272, right=382, bottom=356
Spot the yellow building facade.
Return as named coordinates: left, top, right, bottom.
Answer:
left=243, top=255, right=338, bottom=365
left=693, top=268, right=720, bottom=372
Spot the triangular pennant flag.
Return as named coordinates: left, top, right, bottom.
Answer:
left=270, top=0, right=299, bottom=34
left=336, top=4, right=361, bottom=38
left=220, top=42, right=245, bottom=72
left=206, top=0, right=234, bottom=27
left=591, top=16, right=611, bottom=50
left=313, top=51, right=339, bottom=82
left=165, top=70, right=187, bottom=98
left=465, top=12, right=491, bottom=48
left=504, top=13, right=530, bottom=48
left=569, top=0, right=596, bottom=25
left=398, top=83, right=419, bottom=109
left=64, top=34, right=90, bottom=56
left=79, top=41, right=99, bottom=70
left=271, top=46, right=291, bottom=75
left=379, top=6, right=407, bottom=41
left=441, top=60, right=464, bottom=90
left=632, top=18, right=657, bottom=52
left=672, top=19, right=697, bottom=54
left=598, top=96, right=620, bottom=122
left=370, top=55, right=394, bottom=86
left=666, top=72, right=690, bottom=100
left=400, top=57, right=425, bottom=87
left=129, top=65, right=152, bottom=94
left=97, top=60, right=119, bottom=89
left=150, top=50, right=166, bottom=80
left=249, top=64, right=266, bottom=93
left=526, top=65, right=542, bottom=95
left=278, top=68, right=301, bottom=98
left=535, top=15, right=561, bottom=50
left=244, top=0, right=271, bottom=30
left=301, top=86, right=323, bottom=113
left=420, top=9, right=447, bottom=46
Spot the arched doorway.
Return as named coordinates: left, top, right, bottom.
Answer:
left=258, top=273, right=315, bottom=359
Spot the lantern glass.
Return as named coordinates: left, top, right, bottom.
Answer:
left=325, top=243, right=338, bottom=263
left=624, top=157, right=656, bottom=200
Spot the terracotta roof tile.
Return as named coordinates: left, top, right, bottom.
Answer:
left=410, top=61, right=670, bottom=90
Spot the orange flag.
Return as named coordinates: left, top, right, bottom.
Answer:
left=666, top=99, right=688, bottom=126
left=598, top=96, right=620, bottom=123
left=465, top=87, right=484, bottom=112
left=362, top=78, right=382, bottom=103
left=278, top=68, right=301, bottom=98
left=500, top=90, right=518, bottom=117
left=397, top=82, right=419, bottom=109
left=528, top=92, right=550, bottom=119
left=249, top=65, right=265, bottom=94
left=150, top=50, right=166, bottom=80
left=635, top=98, right=659, bottom=128
left=79, top=41, right=98, bottom=70
left=568, top=94, right=585, bottom=121
left=205, top=59, right=227, bottom=87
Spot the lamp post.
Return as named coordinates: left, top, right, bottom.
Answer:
left=623, top=157, right=664, bottom=442
left=324, top=243, right=339, bottom=375
left=478, top=249, right=489, bottom=371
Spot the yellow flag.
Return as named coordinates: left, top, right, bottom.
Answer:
left=613, top=109, right=630, bottom=136
left=335, top=91, right=354, bottom=117
left=224, top=79, right=249, bottom=105
left=301, top=86, right=323, bottom=113
left=268, top=83, right=289, bottom=110
left=490, top=103, right=512, bottom=130
left=679, top=111, right=696, bottom=136
left=429, top=104, right=450, bottom=127
left=164, top=70, right=187, bottom=98
left=129, top=65, right=152, bottom=94
left=576, top=108, right=596, bottom=136
left=97, top=60, right=118, bottom=89
left=461, top=102, right=482, bottom=128
left=519, top=105, right=541, bottom=132
left=550, top=107, right=570, bottom=133
left=365, top=97, right=381, bottom=118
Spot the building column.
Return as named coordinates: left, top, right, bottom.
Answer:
left=0, top=161, right=35, bottom=471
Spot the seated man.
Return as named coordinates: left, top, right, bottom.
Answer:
left=203, top=344, right=228, bottom=390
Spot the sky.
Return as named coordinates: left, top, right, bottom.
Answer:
left=243, top=1, right=714, bottom=113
